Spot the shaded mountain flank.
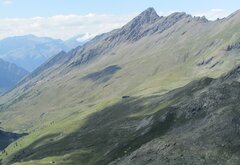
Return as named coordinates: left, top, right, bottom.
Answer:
left=0, top=59, right=29, bottom=95
left=0, top=130, right=26, bottom=151
left=2, top=8, right=240, bottom=165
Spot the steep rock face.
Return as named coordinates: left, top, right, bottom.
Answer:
left=102, top=9, right=191, bottom=43
left=114, top=7, right=161, bottom=41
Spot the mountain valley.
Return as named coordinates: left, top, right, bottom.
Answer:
left=1, top=7, right=240, bottom=165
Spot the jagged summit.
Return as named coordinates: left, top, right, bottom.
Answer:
left=100, top=8, right=161, bottom=42
left=143, top=7, right=156, bottom=13
left=136, top=7, right=160, bottom=24
left=95, top=8, right=204, bottom=43
left=124, top=7, right=160, bottom=30
left=112, top=8, right=192, bottom=41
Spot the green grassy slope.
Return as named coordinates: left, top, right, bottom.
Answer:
left=3, top=66, right=240, bottom=165
left=1, top=8, right=240, bottom=164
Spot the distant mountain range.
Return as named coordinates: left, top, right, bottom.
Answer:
left=0, top=59, right=28, bottom=94
left=2, top=8, right=240, bottom=165
left=0, top=34, right=86, bottom=71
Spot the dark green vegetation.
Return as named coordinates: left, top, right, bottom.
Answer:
left=0, top=130, right=26, bottom=151
left=1, top=8, right=240, bottom=164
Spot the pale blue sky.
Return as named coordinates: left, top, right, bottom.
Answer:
left=0, top=0, right=240, bottom=40
left=0, top=0, right=240, bottom=18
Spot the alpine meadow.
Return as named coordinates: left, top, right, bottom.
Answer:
left=0, top=1, right=240, bottom=165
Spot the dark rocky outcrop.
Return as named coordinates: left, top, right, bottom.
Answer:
left=226, top=42, right=240, bottom=51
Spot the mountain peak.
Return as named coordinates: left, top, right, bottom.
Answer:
left=105, top=8, right=191, bottom=42
left=121, top=7, right=159, bottom=33
left=141, top=7, right=158, bottom=16
left=135, top=7, right=160, bottom=24
left=123, top=7, right=160, bottom=29
left=109, top=7, right=160, bottom=41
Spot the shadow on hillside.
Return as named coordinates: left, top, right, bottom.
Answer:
left=8, top=94, right=178, bottom=165
left=8, top=77, right=217, bottom=164
left=0, top=130, right=27, bottom=151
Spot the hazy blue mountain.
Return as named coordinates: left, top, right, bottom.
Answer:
left=0, top=35, right=85, bottom=71
left=0, top=59, right=29, bottom=94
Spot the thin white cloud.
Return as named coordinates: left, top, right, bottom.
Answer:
left=0, top=9, right=232, bottom=40
left=2, top=0, right=13, bottom=5
left=193, top=9, right=231, bottom=20
left=158, top=9, right=231, bottom=20
left=77, top=33, right=92, bottom=42
left=0, top=13, right=136, bottom=40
